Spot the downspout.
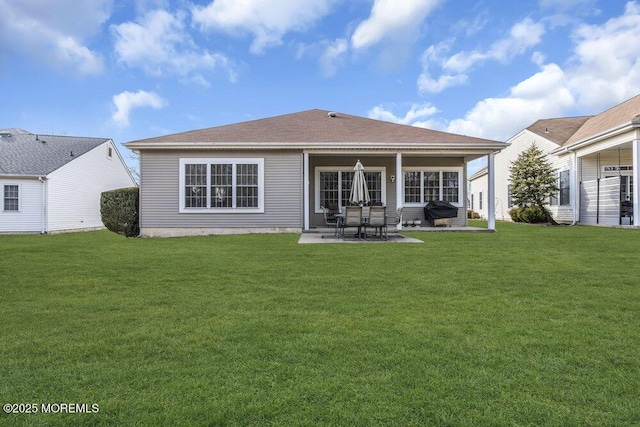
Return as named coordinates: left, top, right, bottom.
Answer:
left=38, top=176, right=47, bottom=234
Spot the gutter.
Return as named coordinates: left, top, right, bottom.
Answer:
left=552, top=121, right=639, bottom=155
left=124, top=141, right=508, bottom=151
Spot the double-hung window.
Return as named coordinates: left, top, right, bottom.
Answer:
left=403, top=168, right=462, bottom=206
left=550, top=170, right=570, bottom=206
left=3, top=185, right=19, bottom=211
left=179, top=158, right=264, bottom=213
left=315, top=167, right=385, bottom=211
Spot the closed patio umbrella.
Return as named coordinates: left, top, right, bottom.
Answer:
left=349, top=160, right=370, bottom=206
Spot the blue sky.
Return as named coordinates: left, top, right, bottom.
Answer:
left=2, top=0, right=639, bottom=173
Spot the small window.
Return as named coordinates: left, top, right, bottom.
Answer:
left=107, top=146, right=113, bottom=158
left=559, top=170, right=570, bottom=206
left=4, top=185, right=19, bottom=211
left=479, top=191, right=483, bottom=210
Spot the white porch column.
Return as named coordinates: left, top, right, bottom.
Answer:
left=396, top=153, right=403, bottom=230
left=572, top=151, right=580, bottom=224
left=303, top=152, right=310, bottom=231
left=487, top=152, right=496, bottom=231
left=633, top=137, right=640, bottom=227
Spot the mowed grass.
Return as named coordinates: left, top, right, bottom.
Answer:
left=1, top=222, right=640, bottom=426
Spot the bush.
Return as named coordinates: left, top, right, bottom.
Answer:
left=519, top=206, right=548, bottom=224
left=101, top=187, right=140, bottom=237
left=467, top=210, right=481, bottom=219
left=509, top=207, right=522, bottom=222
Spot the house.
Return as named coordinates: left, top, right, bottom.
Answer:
left=468, top=167, right=488, bottom=219
left=494, top=116, right=590, bottom=222
left=493, top=93, right=640, bottom=227
left=125, top=109, right=506, bottom=237
left=0, top=129, right=137, bottom=233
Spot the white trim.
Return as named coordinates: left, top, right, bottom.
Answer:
left=178, top=158, right=264, bottom=213
left=402, top=166, right=464, bottom=208
left=313, top=166, right=387, bottom=213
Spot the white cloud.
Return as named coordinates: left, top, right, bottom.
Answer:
left=368, top=103, right=439, bottom=126
left=112, top=90, right=168, bottom=127
left=444, top=18, right=545, bottom=73
left=112, top=9, right=236, bottom=84
left=418, top=18, right=545, bottom=94
left=0, top=0, right=109, bottom=74
left=192, top=0, right=335, bottom=54
left=319, top=39, right=348, bottom=77
left=566, top=1, right=640, bottom=109
left=351, top=0, right=441, bottom=50
left=446, top=64, right=574, bottom=140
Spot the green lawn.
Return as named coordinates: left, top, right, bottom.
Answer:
left=1, top=222, right=639, bottom=426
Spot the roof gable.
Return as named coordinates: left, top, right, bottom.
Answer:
left=127, top=109, right=503, bottom=146
left=526, top=116, right=592, bottom=146
left=564, top=94, right=640, bottom=146
left=0, top=130, right=108, bottom=175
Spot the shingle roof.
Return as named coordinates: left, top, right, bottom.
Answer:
left=564, top=94, right=640, bottom=146
left=526, top=116, right=592, bottom=146
left=0, top=130, right=108, bottom=175
left=126, top=109, right=504, bottom=147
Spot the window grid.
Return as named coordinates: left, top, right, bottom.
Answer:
left=319, top=172, right=339, bottom=209
left=341, top=171, right=354, bottom=207
left=185, top=164, right=207, bottom=208
left=404, top=171, right=421, bottom=203
left=236, top=164, right=259, bottom=208
left=181, top=159, right=263, bottom=211
left=211, top=164, right=233, bottom=208
left=442, top=171, right=459, bottom=203
left=404, top=169, right=462, bottom=206
left=365, top=171, right=382, bottom=205
left=423, top=171, right=440, bottom=202
left=4, top=185, right=18, bottom=211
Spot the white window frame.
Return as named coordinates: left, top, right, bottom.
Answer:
left=179, top=158, right=264, bottom=213
left=3, top=184, right=20, bottom=212
left=314, top=167, right=386, bottom=213
left=402, top=167, right=463, bottom=207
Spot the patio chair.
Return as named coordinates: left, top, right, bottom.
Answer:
left=321, top=205, right=340, bottom=237
left=340, top=206, right=364, bottom=239
left=366, top=206, right=387, bottom=240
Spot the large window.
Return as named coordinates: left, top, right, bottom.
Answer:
left=315, top=167, right=385, bottom=212
left=403, top=168, right=462, bottom=206
left=179, top=158, right=264, bottom=213
left=3, top=185, right=18, bottom=211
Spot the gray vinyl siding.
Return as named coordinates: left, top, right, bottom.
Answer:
left=140, top=150, right=302, bottom=229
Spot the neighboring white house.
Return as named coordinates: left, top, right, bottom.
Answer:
left=0, top=129, right=137, bottom=233
left=494, top=116, right=590, bottom=222
left=468, top=167, right=488, bottom=219
left=493, top=92, right=640, bottom=227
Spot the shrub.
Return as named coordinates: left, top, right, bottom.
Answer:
left=509, top=207, right=522, bottom=222
left=520, top=205, right=548, bottom=224
left=101, top=187, right=140, bottom=237
left=467, top=210, right=481, bottom=219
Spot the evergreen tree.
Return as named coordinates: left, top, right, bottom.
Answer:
left=509, top=143, right=559, bottom=224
